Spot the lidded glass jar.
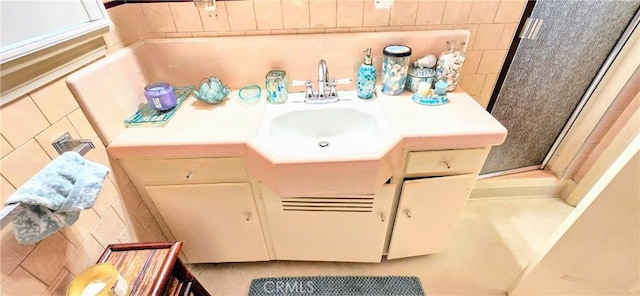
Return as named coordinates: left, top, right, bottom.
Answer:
left=436, top=40, right=466, bottom=91
left=381, top=45, right=412, bottom=95
left=265, top=70, right=288, bottom=104
left=405, top=63, right=435, bottom=93
left=144, top=82, right=177, bottom=111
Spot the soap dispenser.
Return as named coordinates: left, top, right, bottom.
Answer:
left=357, top=48, right=376, bottom=99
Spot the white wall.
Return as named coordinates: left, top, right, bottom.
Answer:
left=509, top=134, right=640, bottom=295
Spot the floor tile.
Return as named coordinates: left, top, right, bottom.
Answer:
left=187, top=197, right=573, bottom=295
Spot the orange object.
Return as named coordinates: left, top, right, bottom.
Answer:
left=67, top=263, right=128, bottom=296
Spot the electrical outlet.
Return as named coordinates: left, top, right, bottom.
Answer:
left=374, top=0, right=394, bottom=9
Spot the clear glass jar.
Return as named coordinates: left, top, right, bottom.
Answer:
left=265, top=70, right=288, bottom=104
left=381, top=45, right=412, bottom=96
left=405, top=63, right=435, bottom=93
left=436, top=40, right=466, bottom=91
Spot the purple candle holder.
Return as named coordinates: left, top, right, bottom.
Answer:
left=144, top=83, right=177, bottom=111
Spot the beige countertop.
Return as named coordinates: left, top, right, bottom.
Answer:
left=377, top=91, right=507, bottom=150
left=107, top=89, right=507, bottom=159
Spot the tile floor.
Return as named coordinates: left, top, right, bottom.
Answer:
left=188, top=197, right=574, bottom=295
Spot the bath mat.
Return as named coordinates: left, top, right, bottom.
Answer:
left=124, top=85, right=194, bottom=127
left=248, top=276, right=425, bottom=296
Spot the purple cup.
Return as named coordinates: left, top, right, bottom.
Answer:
left=144, top=83, right=177, bottom=111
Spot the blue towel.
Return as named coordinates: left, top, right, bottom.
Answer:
left=5, top=151, right=109, bottom=244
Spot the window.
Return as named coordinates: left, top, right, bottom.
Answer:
left=0, top=0, right=110, bottom=62
left=0, top=0, right=111, bottom=106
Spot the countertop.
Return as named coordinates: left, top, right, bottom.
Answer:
left=106, top=89, right=507, bottom=159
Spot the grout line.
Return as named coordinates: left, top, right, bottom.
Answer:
left=275, top=0, right=285, bottom=30
left=45, top=268, right=72, bottom=294
left=138, top=3, right=152, bottom=36
left=386, top=2, right=390, bottom=27
left=166, top=2, right=179, bottom=33
left=192, top=3, right=205, bottom=32
left=222, top=1, right=232, bottom=32
left=252, top=0, right=260, bottom=30
left=307, top=0, right=311, bottom=29
left=333, top=0, right=340, bottom=29
left=17, top=263, right=49, bottom=290
left=1, top=134, right=15, bottom=150
left=28, top=94, right=54, bottom=126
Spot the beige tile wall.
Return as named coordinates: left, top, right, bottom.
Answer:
left=0, top=0, right=525, bottom=292
left=103, top=0, right=526, bottom=107
left=0, top=77, right=166, bottom=294
left=133, top=30, right=470, bottom=95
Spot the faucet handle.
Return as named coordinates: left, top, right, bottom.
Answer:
left=291, top=80, right=310, bottom=87
left=328, top=78, right=352, bottom=99
left=331, top=78, right=352, bottom=85
left=292, top=80, right=314, bottom=100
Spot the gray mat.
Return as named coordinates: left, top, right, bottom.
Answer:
left=249, top=276, right=425, bottom=296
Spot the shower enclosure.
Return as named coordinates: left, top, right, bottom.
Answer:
left=481, top=0, right=640, bottom=176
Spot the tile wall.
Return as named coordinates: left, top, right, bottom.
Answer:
left=0, top=0, right=525, bottom=293
left=133, top=30, right=471, bottom=93
left=0, top=78, right=166, bottom=294
left=104, top=0, right=527, bottom=107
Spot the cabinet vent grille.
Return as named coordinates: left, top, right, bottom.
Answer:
left=281, top=196, right=374, bottom=212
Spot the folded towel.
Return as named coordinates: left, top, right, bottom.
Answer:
left=5, top=151, right=109, bottom=244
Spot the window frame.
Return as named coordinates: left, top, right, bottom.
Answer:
left=0, top=0, right=111, bottom=63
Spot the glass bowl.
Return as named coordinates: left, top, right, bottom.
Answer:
left=238, top=85, right=261, bottom=105
left=194, top=77, right=230, bottom=104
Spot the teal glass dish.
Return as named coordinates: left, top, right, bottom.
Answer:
left=412, top=93, right=449, bottom=106
left=238, top=84, right=261, bottom=105
left=194, top=77, right=230, bottom=104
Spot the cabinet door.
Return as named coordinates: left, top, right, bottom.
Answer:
left=387, top=174, right=475, bottom=259
left=146, top=183, right=269, bottom=263
left=262, top=184, right=396, bottom=263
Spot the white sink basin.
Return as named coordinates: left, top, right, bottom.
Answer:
left=252, top=91, right=398, bottom=162
left=248, top=91, right=400, bottom=196
left=269, top=107, right=381, bottom=156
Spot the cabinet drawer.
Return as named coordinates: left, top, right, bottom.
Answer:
left=123, top=157, right=248, bottom=185
left=405, top=148, right=488, bottom=176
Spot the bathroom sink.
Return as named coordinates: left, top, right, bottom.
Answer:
left=248, top=90, right=400, bottom=196
left=269, top=108, right=380, bottom=156
left=251, top=91, right=398, bottom=161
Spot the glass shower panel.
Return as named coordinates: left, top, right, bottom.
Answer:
left=481, top=1, right=639, bottom=175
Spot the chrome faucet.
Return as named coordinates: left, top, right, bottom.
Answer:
left=317, top=59, right=329, bottom=99
left=291, top=59, right=352, bottom=103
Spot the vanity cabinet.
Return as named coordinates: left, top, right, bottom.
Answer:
left=121, top=157, right=269, bottom=264
left=261, top=184, right=396, bottom=263
left=120, top=148, right=490, bottom=263
left=387, top=148, right=489, bottom=259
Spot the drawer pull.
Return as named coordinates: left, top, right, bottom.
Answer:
left=185, top=171, right=193, bottom=179
left=443, top=160, right=451, bottom=169
left=405, top=209, right=412, bottom=218
left=245, top=212, right=252, bottom=221
left=379, top=213, right=386, bottom=222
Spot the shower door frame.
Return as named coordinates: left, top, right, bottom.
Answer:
left=481, top=3, right=640, bottom=179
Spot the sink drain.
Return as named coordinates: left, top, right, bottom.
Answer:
left=318, top=140, right=330, bottom=148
